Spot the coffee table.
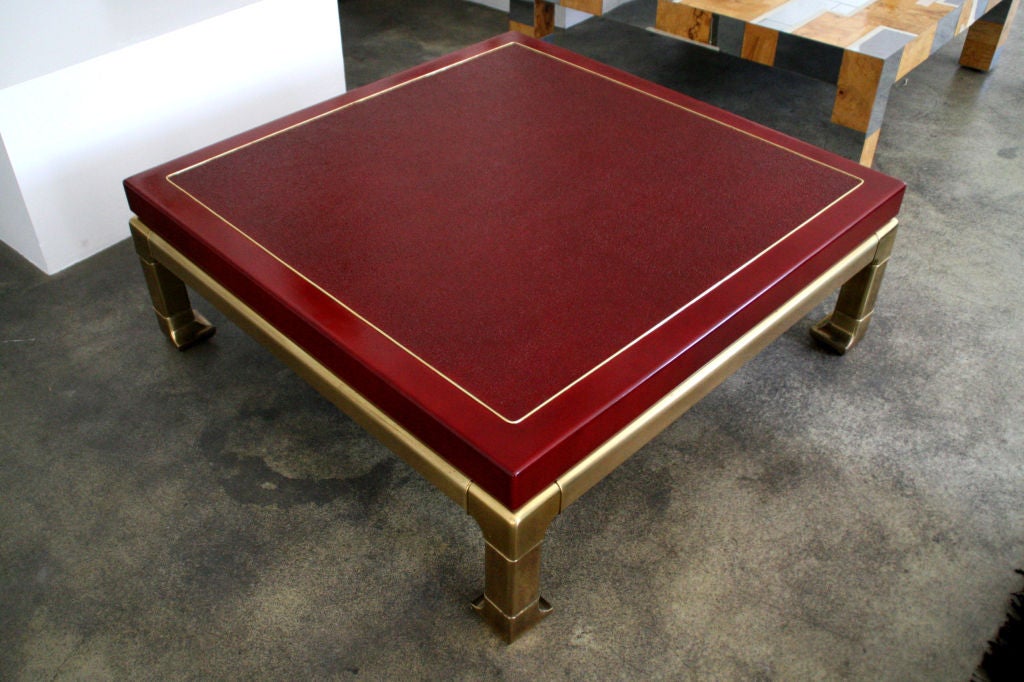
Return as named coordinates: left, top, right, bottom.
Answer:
left=125, top=32, right=904, bottom=642
left=511, top=0, right=1019, bottom=165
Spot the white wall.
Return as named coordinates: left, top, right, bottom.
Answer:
left=0, top=0, right=346, bottom=274
left=0, top=0, right=259, bottom=88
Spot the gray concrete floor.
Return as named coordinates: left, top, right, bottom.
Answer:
left=2, top=0, right=1022, bottom=678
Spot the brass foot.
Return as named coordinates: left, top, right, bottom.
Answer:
left=155, top=308, right=216, bottom=350
left=810, top=310, right=869, bottom=355
left=472, top=594, right=552, bottom=642
left=131, top=217, right=216, bottom=350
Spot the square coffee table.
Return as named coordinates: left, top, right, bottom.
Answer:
left=125, top=32, right=904, bottom=641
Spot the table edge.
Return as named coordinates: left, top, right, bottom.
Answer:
left=130, top=216, right=896, bottom=514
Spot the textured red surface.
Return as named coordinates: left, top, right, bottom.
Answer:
left=126, top=33, right=904, bottom=509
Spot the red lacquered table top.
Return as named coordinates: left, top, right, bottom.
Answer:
left=125, top=33, right=904, bottom=509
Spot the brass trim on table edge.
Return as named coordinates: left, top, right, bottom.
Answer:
left=131, top=217, right=474, bottom=509
left=132, top=211, right=897, bottom=526
left=556, top=217, right=897, bottom=509
left=130, top=215, right=898, bottom=640
left=810, top=219, right=897, bottom=354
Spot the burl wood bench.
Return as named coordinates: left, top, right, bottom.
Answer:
left=510, top=0, right=1019, bottom=165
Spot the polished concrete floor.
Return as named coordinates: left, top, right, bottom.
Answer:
left=2, top=1, right=1023, bottom=679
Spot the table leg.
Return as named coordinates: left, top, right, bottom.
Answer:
left=741, top=24, right=779, bottom=65
left=960, top=0, right=1020, bottom=71
left=472, top=543, right=552, bottom=641
left=130, top=219, right=215, bottom=349
left=832, top=50, right=901, bottom=166
left=811, top=222, right=898, bottom=354
left=510, top=0, right=555, bottom=38
left=655, top=0, right=714, bottom=43
left=467, top=484, right=560, bottom=642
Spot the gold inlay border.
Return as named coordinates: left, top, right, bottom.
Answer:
left=165, top=40, right=866, bottom=425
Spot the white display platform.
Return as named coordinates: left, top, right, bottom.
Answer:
left=0, top=0, right=345, bottom=274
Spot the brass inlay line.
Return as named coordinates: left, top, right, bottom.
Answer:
left=515, top=42, right=863, bottom=181
left=133, top=215, right=897, bottom=519
left=164, top=40, right=868, bottom=425
left=169, top=43, right=518, bottom=177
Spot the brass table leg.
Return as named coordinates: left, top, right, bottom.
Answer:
left=467, top=484, right=560, bottom=642
left=811, top=221, right=898, bottom=354
left=130, top=218, right=215, bottom=349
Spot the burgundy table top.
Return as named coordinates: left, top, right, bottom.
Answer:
left=125, top=32, right=904, bottom=509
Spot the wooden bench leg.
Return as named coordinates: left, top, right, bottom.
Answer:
left=130, top=218, right=216, bottom=350
left=741, top=24, right=779, bottom=66
left=655, top=0, right=715, bottom=43
left=960, top=0, right=1020, bottom=71
left=811, top=221, right=898, bottom=354
left=510, top=0, right=555, bottom=38
left=467, top=485, right=560, bottom=642
left=832, top=50, right=900, bottom=166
